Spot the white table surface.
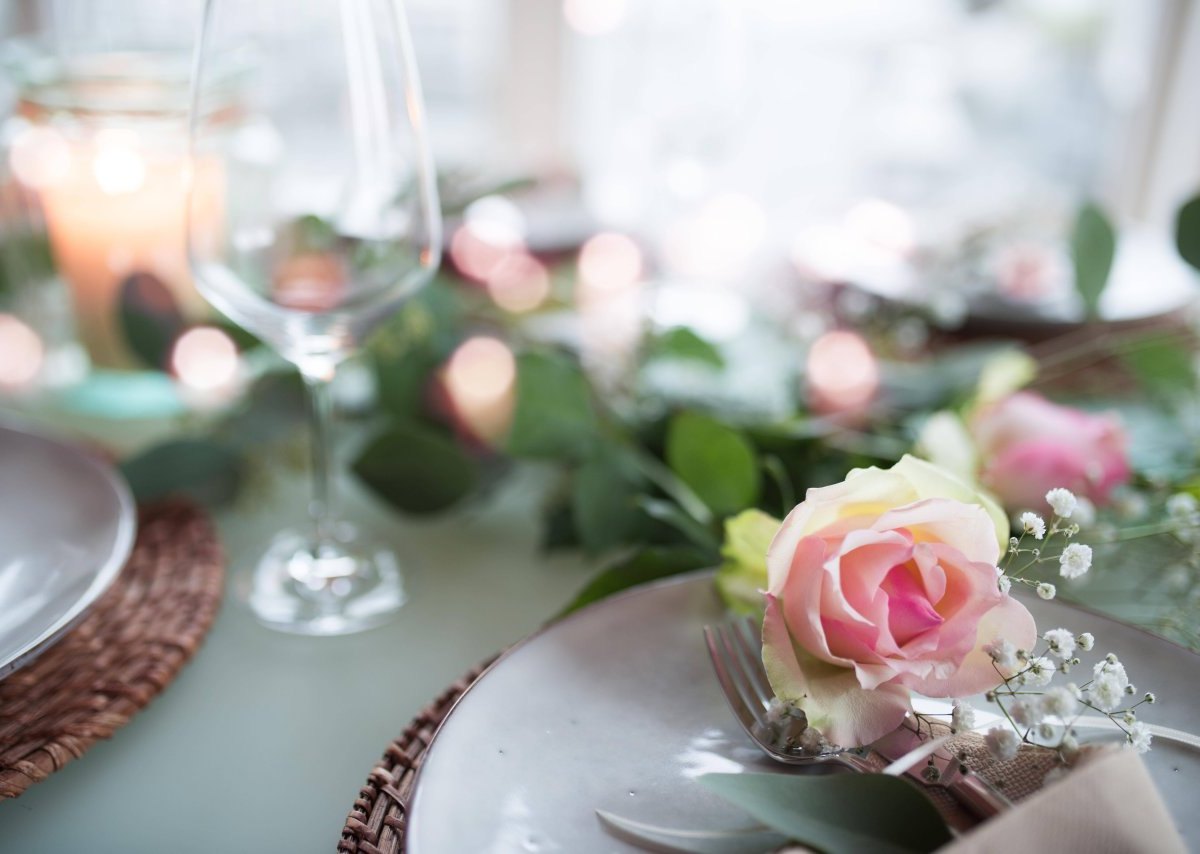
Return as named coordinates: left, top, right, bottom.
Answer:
left=0, top=467, right=597, bottom=853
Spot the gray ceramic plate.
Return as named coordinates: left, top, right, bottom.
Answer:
left=408, top=572, right=1200, bottom=853
left=0, top=422, right=136, bottom=679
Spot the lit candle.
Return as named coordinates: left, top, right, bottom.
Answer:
left=31, top=126, right=223, bottom=368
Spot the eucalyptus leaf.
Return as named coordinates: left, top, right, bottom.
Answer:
left=1176, top=193, right=1200, bottom=273
left=596, top=810, right=785, bottom=854
left=558, top=545, right=716, bottom=617
left=352, top=422, right=478, bottom=515
left=573, top=450, right=645, bottom=553
left=118, top=272, right=187, bottom=369
left=647, top=327, right=725, bottom=368
left=699, top=773, right=952, bottom=854
left=1070, top=201, right=1116, bottom=318
left=666, top=412, right=761, bottom=517
left=637, top=496, right=721, bottom=551
left=120, top=439, right=243, bottom=507
left=506, top=351, right=598, bottom=460
left=1120, top=337, right=1196, bottom=400
left=216, top=370, right=307, bottom=448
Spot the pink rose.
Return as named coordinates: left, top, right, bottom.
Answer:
left=970, top=392, right=1130, bottom=511
left=763, top=456, right=1036, bottom=746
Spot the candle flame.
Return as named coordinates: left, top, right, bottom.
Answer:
left=92, top=130, right=146, bottom=196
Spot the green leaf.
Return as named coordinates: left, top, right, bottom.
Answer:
left=120, top=439, right=244, bottom=507
left=666, top=412, right=761, bottom=517
left=572, top=450, right=645, bottom=554
left=647, top=327, right=725, bottom=368
left=506, top=351, right=598, bottom=460
left=215, top=370, right=307, bottom=448
left=373, top=347, right=441, bottom=420
left=0, top=232, right=56, bottom=298
left=1071, top=201, right=1116, bottom=318
left=352, top=422, right=478, bottom=515
left=291, top=213, right=339, bottom=253
left=558, top=545, right=716, bottom=616
left=1176, top=193, right=1200, bottom=273
left=118, top=272, right=187, bottom=369
left=1120, top=337, right=1196, bottom=399
left=700, top=773, right=952, bottom=854
left=636, top=497, right=721, bottom=551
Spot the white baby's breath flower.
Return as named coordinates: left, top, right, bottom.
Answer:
left=985, top=727, right=1020, bottom=761
left=984, top=638, right=1017, bottom=670
left=1046, top=488, right=1077, bottom=518
left=1037, top=582, right=1056, bottom=600
left=1042, top=686, right=1078, bottom=719
left=998, top=575, right=1012, bottom=596
left=1060, top=734, right=1080, bottom=760
left=1091, top=673, right=1124, bottom=711
left=1128, top=721, right=1153, bottom=754
left=1167, top=492, right=1199, bottom=525
left=1025, top=656, right=1055, bottom=687
left=1059, top=543, right=1092, bottom=579
left=1037, top=722, right=1056, bottom=740
left=1144, top=692, right=1156, bottom=704
left=1020, top=512, right=1046, bottom=540
left=951, top=700, right=976, bottom=732
left=1011, top=699, right=1044, bottom=728
left=1076, top=632, right=1095, bottom=651
left=1094, top=656, right=1129, bottom=691
left=1043, top=628, right=1076, bottom=659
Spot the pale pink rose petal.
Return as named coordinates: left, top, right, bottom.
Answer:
left=906, top=593, right=1036, bottom=697
left=880, top=563, right=944, bottom=647
left=775, top=536, right=852, bottom=668
left=982, top=440, right=1094, bottom=511
left=834, top=529, right=914, bottom=624
left=763, top=594, right=911, bottom=746
left=873, top=499, right=1000, bottom=566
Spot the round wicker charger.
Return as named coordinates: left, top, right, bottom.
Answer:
left=0, top=501, right=224, bottom=799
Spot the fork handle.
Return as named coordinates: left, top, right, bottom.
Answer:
left=945, top=771, right=1012, bottom=819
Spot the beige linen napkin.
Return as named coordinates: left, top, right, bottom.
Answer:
left=939, top=746, right=1187, bottom=853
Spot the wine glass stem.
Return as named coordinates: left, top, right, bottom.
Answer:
left=304, top=371, right=338, bottom=547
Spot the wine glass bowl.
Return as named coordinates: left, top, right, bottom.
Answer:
left=187, top=0, right=441, bottom=635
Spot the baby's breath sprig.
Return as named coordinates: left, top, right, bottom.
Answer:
left=997, top=488, right=1092, bottom=601
left=981, top=629, right=1156, bottom=760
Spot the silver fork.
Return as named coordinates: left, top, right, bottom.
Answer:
left=704, top=617, right=1012, bottom=821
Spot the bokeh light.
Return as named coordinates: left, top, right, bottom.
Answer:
left=0, top=314, right=44, bottom=389
left=9, top=125, right=70, bottom=189
left=171, top=326, right=240, bottom=393
left=450, top=195, right=527, bottom=282
left=844, top=198, right=915, bottom=255
left=664, top=193, right=766, bottom=278
left=563, top=0, right=628, bottom=36
left=444, top=336, right=517, bottom=445
left=577, top=232, right=642, bottom=297
left=806, top=330, right=879, bottom=413
left=487, top=252, right=551, bottom=313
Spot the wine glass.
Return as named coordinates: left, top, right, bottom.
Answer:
left=187, top=0, right=441, bottom=635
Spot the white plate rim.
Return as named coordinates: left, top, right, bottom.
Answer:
left=0, top=421, right=137, bottom=679
left=406, top=568, right=1200, bottom=846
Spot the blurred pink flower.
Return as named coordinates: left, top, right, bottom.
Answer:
left=971, top=392, right=1130, bottom=511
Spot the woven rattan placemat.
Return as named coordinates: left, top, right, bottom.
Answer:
left=339, top=658, right=496, bottom=854
left=0, top=501, right=224, bottom=799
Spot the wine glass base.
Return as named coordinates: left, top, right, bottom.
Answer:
left=247, top=529, right=407, bottom=636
